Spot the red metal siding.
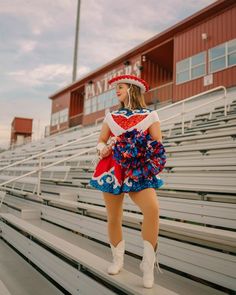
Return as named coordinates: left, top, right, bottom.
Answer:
left=69, top=90, right=85, bottom=127
left=51, top=91, right=70, bottom=113
left=70, top=91, right=84, bottom=117
left=12, top=118, right=33, bottom=134
left=174, top=5, right=236, bottom=61
left=10, top=117, right=33, bottom=146
left=173, top=4, right=236, bottom=101
left=143, top=62, right=173, bottom=104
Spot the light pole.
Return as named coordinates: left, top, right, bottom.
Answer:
left=72, top=0, right=81, bottom=82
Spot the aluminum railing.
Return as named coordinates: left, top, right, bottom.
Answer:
left=159, top=86, right=227, bottom=134
left=0, top=131, right=100, bottom=208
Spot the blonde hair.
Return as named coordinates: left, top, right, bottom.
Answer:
left=119, top=84, right=147, bottom=109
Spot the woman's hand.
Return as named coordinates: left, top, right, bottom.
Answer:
left=100, top=145, right=113, bottom=158
left=97, top=136, right=117, bottom=159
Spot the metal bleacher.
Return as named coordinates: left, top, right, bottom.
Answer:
left=0, top=86, right=236, bottom=295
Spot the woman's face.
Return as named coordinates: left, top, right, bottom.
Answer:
left=116, top=83, right=129, bottom=105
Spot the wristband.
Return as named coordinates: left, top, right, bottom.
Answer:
left=109, top=136, right=117, bottom=146
left=96, top=142, right=107, bottom=153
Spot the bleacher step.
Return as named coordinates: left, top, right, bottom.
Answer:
left=0, top=213, right=179, bottom=295
left=0, top=239, right=63, bottom=295
left=29, top=216, right=231, bottom=295
left=0, top=280, right=11, bottom=295
left=1, top=201, right=41, bottom=220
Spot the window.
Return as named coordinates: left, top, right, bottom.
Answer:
left=84, top=88, right=117, bottom=114
left=98, top=93, right=106, bottom=110
left=59, top=108, right=68, bottom=123
left=109, top=88, right=117, bottom=107
left=91, top=96, right=97, bottom=113
left=228, top=38, right=236, bottom=67
left=209, top=38, right=236, bottom=73
left=51, top=109, right=69, bottom=126
left=104, top=91, right=112, bottom=109
left=84, top=99, right=91, bottom=115
left=191, top=53, right=205, bottom=79
left=51, top=112, right=59, bottom=126
left=176, top=52, right=206, bottom=84
left=209, top=43, right=226, bottom=73
left=176, top=58, right=190, bottom=84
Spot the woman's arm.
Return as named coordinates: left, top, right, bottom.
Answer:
left=97, top=122, right=113, bottom=158
left=98, top=122, right=110, bottom=143
left=148, top=121, right=163, bottom=143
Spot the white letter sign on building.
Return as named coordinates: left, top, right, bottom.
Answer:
left=85, top=59, right=141, bottom=100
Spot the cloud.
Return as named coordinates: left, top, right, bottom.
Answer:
left=0, top=0, right=76, bottom=28
left=8, top=64, right=73, bottom=87
left=7, top=64, right=91, bottom=94
left=19, top=40, right=38, bottom=53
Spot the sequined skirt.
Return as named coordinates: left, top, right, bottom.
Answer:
left=89, top=153, right=164, bottom=195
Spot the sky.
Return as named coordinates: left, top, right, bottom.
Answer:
left=0, top=0, right=216, bottom=149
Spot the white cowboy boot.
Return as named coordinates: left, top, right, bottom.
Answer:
left=140, top=240, right=163, bottom=288
left=107, top=240, right=125, bottom=275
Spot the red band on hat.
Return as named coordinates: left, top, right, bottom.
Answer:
left=108, top=75, right=149, bottom=93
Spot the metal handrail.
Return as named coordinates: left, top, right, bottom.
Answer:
left=0, top=145, right=97, bottom=208
left=0, top=126, right=100, bottom=209
left=49, top=118, right=83, bottom=138
left=148, top=81, right=174, bottom=92
left=0, top=131, right=99, bottom=172
left=159, top=86, right=227, bottom=134
left=158, top=86, right=226, bottom=112
left=95, top=116, right=106, bottom=126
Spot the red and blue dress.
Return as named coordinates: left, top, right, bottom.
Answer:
left=90, top=108, right=166, bottom=195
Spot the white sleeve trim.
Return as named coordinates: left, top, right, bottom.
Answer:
left=103, top=112, right=110, bottom=124
left=134, top=111, right=160, bottom=132
left=150, top=110, right=160, bottom=124
left=105, top=112, right=124, bottom=135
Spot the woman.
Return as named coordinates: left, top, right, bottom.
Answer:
left=89, top=74, right=166, bottom=289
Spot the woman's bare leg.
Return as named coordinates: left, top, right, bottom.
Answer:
left=128, top=188, right=160, bottom=248
left=103, top=192, right=125, bottom=247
